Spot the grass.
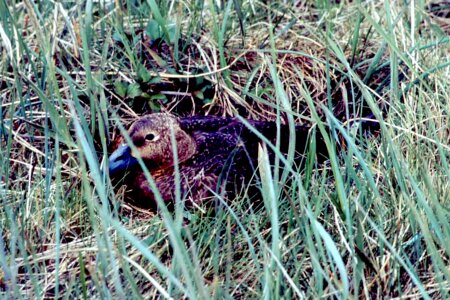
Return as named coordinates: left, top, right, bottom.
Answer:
left=1, top=0, right=449, bottom=298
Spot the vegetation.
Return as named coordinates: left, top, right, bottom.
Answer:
left=0, top=0, right=449, bottom=298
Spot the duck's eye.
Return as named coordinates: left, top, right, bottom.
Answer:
left=145, top=133, right=158, bottom=141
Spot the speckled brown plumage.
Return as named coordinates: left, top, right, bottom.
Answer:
left=108, top=113, right=326, bottom=208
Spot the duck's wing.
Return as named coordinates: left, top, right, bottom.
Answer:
left=217, top=120, right=330, bottom=164
left=179, top=116, right=235, bottom=132
left=179, top=115, right=308, bottom=138
left=186, top=130, right=257, bottom=184
left=181, top=116, right=329, bottom=163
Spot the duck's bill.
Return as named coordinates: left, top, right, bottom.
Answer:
left=108, top=144, right=139, bottom=176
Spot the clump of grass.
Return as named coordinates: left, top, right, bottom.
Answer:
left=0, top=0, right=449, bottom=298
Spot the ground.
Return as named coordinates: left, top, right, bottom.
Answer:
left=0, top=1, right=449, bottom=299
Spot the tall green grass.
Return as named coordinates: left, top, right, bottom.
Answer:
left=0, top=0, right=449, bottom=298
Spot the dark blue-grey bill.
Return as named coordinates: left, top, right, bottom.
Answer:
left=108, top=144, right=138, bottom=176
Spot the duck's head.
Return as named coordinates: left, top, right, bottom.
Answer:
left=108, top=113, right=197, bottom=177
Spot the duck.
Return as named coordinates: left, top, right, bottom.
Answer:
left=108, top=113, right=327, bottom=208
